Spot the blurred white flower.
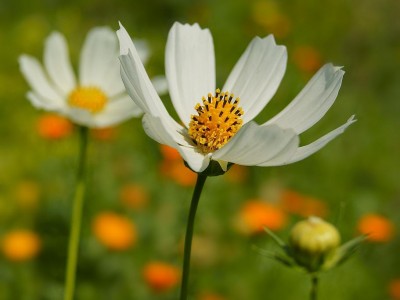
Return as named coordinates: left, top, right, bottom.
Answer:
left=19, top=26, right=167, bottom=128
left=118, top=22, right=355, bottom=173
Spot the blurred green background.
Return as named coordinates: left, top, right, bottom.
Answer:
left=0, top=0, right=400, bottom=299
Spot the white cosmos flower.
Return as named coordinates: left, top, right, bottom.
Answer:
left=19, top=26, right=167, bottom=128
left=117, top=22, right=355, bottom=173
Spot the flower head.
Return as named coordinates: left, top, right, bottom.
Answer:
left=118, top=22, right=355, bottom=173
left=20, top=27, right=166, bottom=128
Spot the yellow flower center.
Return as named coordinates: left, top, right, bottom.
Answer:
left=188, top=89, right=244, bottom=154
left=68, top=87, right=107, bottom=113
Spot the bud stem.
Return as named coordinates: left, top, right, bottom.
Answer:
left=310, top=274, right=319, bottom=300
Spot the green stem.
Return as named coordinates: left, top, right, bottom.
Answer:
left=310, top=274, right=319, bottom=300
left=179, top=174, right=207, bottom=300
left=64, top=126, right=89, bottom=300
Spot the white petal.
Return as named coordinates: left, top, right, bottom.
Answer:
left=222, top=36, right=287, bottom=123
left=19, top=55, right=65, bottom=109
left=26, top=91, right=66, bottom=111
left=142, top=114, right=210, bottom=172
left=165, top=22, right=216, bottom=125
left=118, top=22, right=136, bottom=55
left=90, top=95, right=143, bottom=127
left=177, top=145, right=211, bottom=173
left=212, top=122, right=298, bottom=166
left=66, top=108, right=94, bottom=127
left=117, top=24, right=178, bottom=129
left=142, top=114, right=189, bottom=148
left=101, top=58, right=126, bottom=98
left=285, top=116, right=356, bottom=164
left=44, top=32, right=76, bottom=95
left=79, top=27, right=124, bottom=96
left=151, top=75, right=168, bottom=95
left=264, top=64, right=345, bottom=134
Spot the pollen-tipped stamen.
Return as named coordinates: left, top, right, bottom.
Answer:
left=188, top=89, right=244, bottom=154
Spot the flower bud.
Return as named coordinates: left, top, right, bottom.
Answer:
left=289, top=216, right=340, bottom=272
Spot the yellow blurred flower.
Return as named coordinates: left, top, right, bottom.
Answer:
left=37, top=113, right=74, bottom=140
left=92, top=212, right=137, bottom=250
left=252, top=0, right=291, bottom=38
left=119, top=183, right=149, bottom=210
left=236, top=199, right=287, bottom=234
left=357, top=213, right=395, bottom=243
left=2, top=230, right=41, bottom=262
left=14, top=180, right=41, bottom=210
left=143, top=261, right=180, bottom=293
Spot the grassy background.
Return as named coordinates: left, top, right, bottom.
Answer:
left=0, top=0, right=399, bottom=299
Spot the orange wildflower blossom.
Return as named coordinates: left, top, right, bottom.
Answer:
left=92, top=212, right=137, bottom=250
left=293, top=46, right=323, bottom=74
left=2, top=230, right=41, bottom=262
left=143, top=262, right=181, bottom=293
left=236, top=199, right=287, bottom=234
left=389, top=278, right=400, bottom=299
left=119, top=183, right=149, bottom=210
left=357, top=214, right=395, bottom=243
left=37, top=113, right=73, bottom=139
left=280, top=190, right=328, bottom=218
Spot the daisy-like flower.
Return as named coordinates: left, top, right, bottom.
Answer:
left=117, top=22, right=355, bottom=173
left=19, top=27, right=167, bottom=128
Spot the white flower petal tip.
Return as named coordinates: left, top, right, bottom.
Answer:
left=346, top=115, right=357, bottom=125
left=117, top=22, right=134, bottom=56
left=284, top=115, right=356, bottom=165
left=263, top=63, right=346, bottom=134
left=333, top=65, right=344, bottom=72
